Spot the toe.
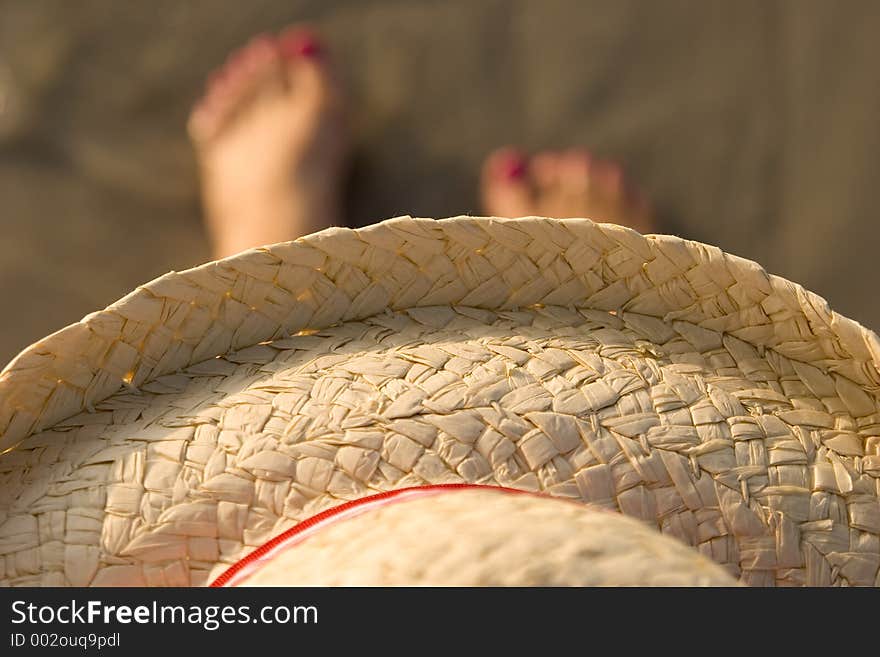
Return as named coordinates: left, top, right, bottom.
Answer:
left=188, top=75, right=228, bottom=143
left=533, top=151, right=584, bottom=218
left=481, top=147, right=534, bottom=218
left=591, top=161, right=627, bottom=220
left=545, top=149, right=592, bottom=218
left=592, top=160, right=655, bottom=232
left=481, top=143, right=656, bottom=231
left=236, top=34, right=279, bottom=78
left=530, top=152, right=563, bottom=190
left=277, top=27, right=341, bottom=111
left=225, top=33, right=287, bottom=102
left=593, top=161, right=625, bottom=200
left=622, top=183, right=655, bottom=233
left=559, top=149, right=592, bottom=195
left=278, top=26, right=324, bottom=60
left=188, top=34, right=286, bottom=143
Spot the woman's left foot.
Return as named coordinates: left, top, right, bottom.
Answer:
left=480, top=147, right=654, bottom=233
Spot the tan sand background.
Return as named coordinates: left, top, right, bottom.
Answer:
left=0, top=0, right=878, bottom=366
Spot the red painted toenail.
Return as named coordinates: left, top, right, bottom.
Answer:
left=279, top=31, right=322, bottom=59
left=297, top=37, right=321, bottom=57
left=497, top=152, right=527, bottom=181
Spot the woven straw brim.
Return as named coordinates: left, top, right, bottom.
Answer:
left=227, top=486, right=738, bottom=586
left=1, top=215, right=879, bottom=587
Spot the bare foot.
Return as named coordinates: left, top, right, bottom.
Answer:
left=481, top=147, right=654, bottom=233
left=189, top=27, right=347, bottom=259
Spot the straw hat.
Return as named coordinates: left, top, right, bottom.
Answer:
left=1, top=215, right=879, bottom=587
left=214, top=485, right=738, bottom=586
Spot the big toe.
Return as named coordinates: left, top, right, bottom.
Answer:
left=481, top=148, right=534, bottom=218
left=277, top=27, right=340, bottom=112
left=591, top=160, right=654, bottom=232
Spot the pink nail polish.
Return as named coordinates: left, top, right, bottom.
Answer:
left=279, top=31, right=322, bottom=59
left=297, top=36, right=321, bottom=57
left=497, top=152, right=527, bottom=181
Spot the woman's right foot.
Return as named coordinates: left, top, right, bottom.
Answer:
left=189, top=26, right=347, bottom=259
left=480, top=147, right=654, bottom=233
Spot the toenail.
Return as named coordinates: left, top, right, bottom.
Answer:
left=297, top=37, right=321, bottom=57
left=279, top=31, right=322, bottom=59
left=496, top=152, right=527, bottom=181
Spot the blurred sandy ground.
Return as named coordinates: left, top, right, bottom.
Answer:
left=0, top=0, right=879, bottom=365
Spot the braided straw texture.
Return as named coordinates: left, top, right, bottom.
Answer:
left=234, top=487, right=738, bottom=586
left=1, top=215, right=879, bottom=586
